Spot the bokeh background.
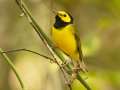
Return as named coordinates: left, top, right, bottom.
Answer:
left=0, top=0, right=120, bottom=90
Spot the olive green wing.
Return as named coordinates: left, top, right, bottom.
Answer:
left=71, top=25, right=87, bottom=72
left=75, top=31, right=84, bottom=62
left=71, top=25, right=83, bottom=61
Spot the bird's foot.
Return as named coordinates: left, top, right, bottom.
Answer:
left=72, top=65, right=87, bottom=73
left=72, top=67, right=81, bottom=73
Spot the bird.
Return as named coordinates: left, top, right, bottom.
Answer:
left=51, top=11, right=87, bottom=73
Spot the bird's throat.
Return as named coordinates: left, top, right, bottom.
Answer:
left=54, top=16, right=70, bottom=29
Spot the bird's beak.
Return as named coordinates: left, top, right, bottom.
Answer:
left=52, top=10, right=57, bottom=15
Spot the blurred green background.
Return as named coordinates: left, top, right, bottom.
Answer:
left=0, top=0, right=120, bottom=90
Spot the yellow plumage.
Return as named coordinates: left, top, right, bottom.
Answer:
left=51, top=11, right=87, bottom=72
left=51, top=25, right=79, bottom=60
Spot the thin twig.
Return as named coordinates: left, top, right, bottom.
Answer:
left=2, top=48, right=54, bottom=62
left=0, top=48, right=25, bottom=90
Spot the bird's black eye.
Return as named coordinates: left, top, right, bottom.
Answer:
left=63, top=14, right=67, bottom=17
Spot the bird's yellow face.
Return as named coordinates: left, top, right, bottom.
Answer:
left=54, top=11, right=73, bottom=28
left=57, top=11, right=72, bottom=23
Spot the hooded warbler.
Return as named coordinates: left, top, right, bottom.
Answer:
left=51, top=11, right=87, bottom=72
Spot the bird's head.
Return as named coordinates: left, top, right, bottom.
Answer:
left=56, top=11, right=73, bottom=23
left=54, top=11, right=73, bottom=28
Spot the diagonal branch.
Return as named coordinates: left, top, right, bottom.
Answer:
left=0, top=48, right=25, bottom=90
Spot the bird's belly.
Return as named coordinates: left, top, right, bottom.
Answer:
left=52, top=30, right=77, bottom=56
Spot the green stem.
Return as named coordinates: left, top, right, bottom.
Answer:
left=77, top=74, right=91, bottom=90
left=0, top=48, right=25, bottom=90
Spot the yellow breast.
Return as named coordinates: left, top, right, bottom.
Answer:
left=51, top=25, right=77, bottom=58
